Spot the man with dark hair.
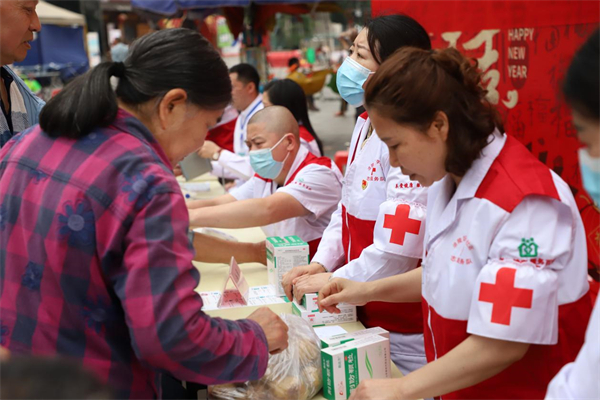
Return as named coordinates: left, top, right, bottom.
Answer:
left=0, top=0, right=45, bottom=148
left=199, top=63, right=263, bottom=184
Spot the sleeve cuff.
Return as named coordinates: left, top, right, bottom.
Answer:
left=243, top=318, right=269, bottom=377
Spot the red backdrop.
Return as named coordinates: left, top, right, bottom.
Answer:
left=372, top=1, right=600, bottom=276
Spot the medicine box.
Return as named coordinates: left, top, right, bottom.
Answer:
left=292, top=301, right=357, bottom=327
left=266, top=236, right=309, bottom=296
left=320, top=327, right=389, bottom=349
left=321, top=335, right=391, bottom=400
left=302, top=293, right=319, bottom=312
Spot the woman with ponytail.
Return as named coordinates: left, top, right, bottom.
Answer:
left=317, top=46, right=592, bottom=399
left=0, top=29, right=288, bottom=399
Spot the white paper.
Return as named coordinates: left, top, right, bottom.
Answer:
left=182, top=182, right=211, bottom=192
left=313, top=325, right=348, bottom=340
left=200, top=285, right=285, bottom=311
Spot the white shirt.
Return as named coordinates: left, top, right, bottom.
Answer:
left=312, top=114, right=427, bottom=281
left=546, top=294, right=600, bottom=400
left=229, top=146, right=343, bottom=245
left=212, top=95, right=264, bottom=181
left=421, top=131, right=591, bottom=398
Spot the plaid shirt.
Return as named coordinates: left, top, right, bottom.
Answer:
left=0, top=110, right=268, bottom=399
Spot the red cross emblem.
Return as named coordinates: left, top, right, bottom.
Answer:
left=383, top=204, right=421, bottom=246
left=478, top=267, right=533, bottom=326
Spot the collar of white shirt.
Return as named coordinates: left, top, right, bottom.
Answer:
left=240, top=94, right=263, bottom=123
left=284, top=146, right=310, bottom=185
left=454, top=129, right=506, bottom=201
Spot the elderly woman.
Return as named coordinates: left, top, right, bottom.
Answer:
left=0, top=28, right=288, bottom=399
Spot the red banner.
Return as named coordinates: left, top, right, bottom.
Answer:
left=372, top=1, right=600, bottom=274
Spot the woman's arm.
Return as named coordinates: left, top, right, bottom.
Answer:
left=349, top=334, right=529, bottom=400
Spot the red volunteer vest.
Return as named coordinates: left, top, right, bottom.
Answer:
left=422, top=136, right=592, bottom=399
left=341, top=112, right=423, bottom=334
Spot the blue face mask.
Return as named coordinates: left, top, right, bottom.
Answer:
left=579, top=148, right=600, bottom=205
left=249, top=135, right=291, bottom=180
left=336, top=57, right=374, bottom=107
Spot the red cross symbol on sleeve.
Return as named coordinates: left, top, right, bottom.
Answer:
left=478, top=267, right=533, bottom=326
left=383, top=204, right=422, bottom=246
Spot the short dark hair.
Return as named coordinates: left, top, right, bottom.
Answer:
left=365, top=47, right=502, bottom=177
left=40, top=29, right=231, bottom=139
left=229, top=63, right=260, bottom=93
left=263, top=79, right=323, bottom=155
left=1, top=356, right=113, bottom=399
left=365, top=14, right=431, bottom=65
left=563, top=29, right=599, bottom=120
left=288, top=57, right=300, bottom=67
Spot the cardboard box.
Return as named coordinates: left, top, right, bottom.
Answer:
left=302, top=292, right=319, bottom=312
left=321, top=335, right=391, bottom=400
left=292, top=301, right=357, bottom=327
left=320, top=327, right=390, bottom=349
left=266, top=236, right=309, bottom=296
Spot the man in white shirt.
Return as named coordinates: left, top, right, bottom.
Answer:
left=188, top=106, right=342, bottom=259
left=198, top=63, right=263, bottom=183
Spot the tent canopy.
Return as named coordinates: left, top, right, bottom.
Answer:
left=14, top=2, right=88, bottom=80
left=131, top=0, right=321, bottom=16
left=36, top=1, right=86, bottom=26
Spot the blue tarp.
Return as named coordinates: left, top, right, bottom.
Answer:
left=14, top=24, right=89, bottom=81
left=131, top=0, right=320, bottom=15
left=132, top=0, right=248, bottom=14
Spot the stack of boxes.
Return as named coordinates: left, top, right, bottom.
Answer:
left=321, top=328, right=391, bottom=400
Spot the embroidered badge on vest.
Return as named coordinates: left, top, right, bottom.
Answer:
left=519, top=238, right=539, bottom=258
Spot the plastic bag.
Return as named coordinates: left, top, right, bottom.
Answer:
left=210, top=314, right=322, bottom=400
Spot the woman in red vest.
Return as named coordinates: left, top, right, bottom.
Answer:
left=282, top=15, right=432, bottom=375
left=317, top=46, right=591, bottom=399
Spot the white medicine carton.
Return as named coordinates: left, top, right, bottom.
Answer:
left=292, top=301, right=357, bottom=327
left=266, top=236, right=309, bottom=296
left=302, top=292, right=319, bottom=312
left=320, top=327, right=390, bottom=349
left=321, top=335, right=391, bottom=400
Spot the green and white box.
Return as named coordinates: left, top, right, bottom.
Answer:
left=292, top=301, right=357, bottom=327
left=302, top=292, right=319, bottom=312
left=266, top=236, right=309, bottom=296
left=321, top=335, right=391, bottom=400
left=321, top=327, right=389, bottom=349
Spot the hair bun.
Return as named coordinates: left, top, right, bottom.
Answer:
left=431, top=48, right=487, bottom=100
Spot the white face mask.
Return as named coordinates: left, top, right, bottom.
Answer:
left=579, top=147, right=600, bottom=205
left=336, top=57, right=374, bottom=107
left=249, top=135, right=291, bottom=180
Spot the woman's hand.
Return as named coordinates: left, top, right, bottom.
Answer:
left=282, top=262, right=327, bottom=301
left=292, top=272, right=332, bottom=303
left=349, top=379, right=403, bottom=400
left=318, top=278, right=372, bottom=313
